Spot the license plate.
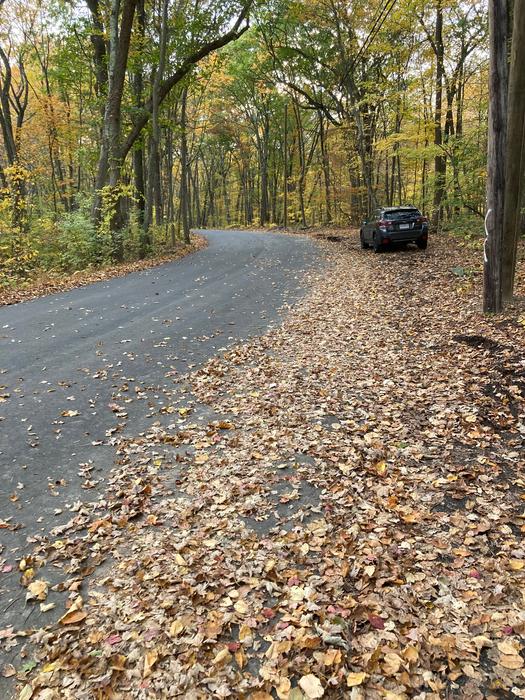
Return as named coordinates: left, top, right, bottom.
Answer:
left=399, top=223, right=410, bottom=230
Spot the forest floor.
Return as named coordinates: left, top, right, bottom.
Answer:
left=11, top=230, right=525, bottom=699
left=0, top=234, right=207, bottom=307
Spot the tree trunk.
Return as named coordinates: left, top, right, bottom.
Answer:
left=92, top=0, right=137, bottom=262
left=319, top=112, right=332, bottom=223
left=179, top=86, right=191, bottom=244
left=133, top=0, right=146, bottom=238
left=483, top=0, right=508, bottom=313
left=432, top=0, right=446, bottom=231
left=502, top=0, right=525, bottom=301
left=283, top=103, right=288, bottom=228
left=144, top=0, right=168, bottom=251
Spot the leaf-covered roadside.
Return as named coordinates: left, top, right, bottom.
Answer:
left=12, top=233, right=525, bottom=699
left=0, top=235, right=207, bottom=308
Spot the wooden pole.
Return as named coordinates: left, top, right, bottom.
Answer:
left=483, top=0, right=508, bottom=313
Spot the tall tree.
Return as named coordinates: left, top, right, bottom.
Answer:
left=502, top=0, right=525, bottom=301
left=483, top=0, right=508, bottom=313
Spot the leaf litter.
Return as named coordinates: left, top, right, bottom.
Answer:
left=8, top=232, right=525, bottom=698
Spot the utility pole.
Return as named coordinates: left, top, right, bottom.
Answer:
left=483, top=0, right=508, bottom=313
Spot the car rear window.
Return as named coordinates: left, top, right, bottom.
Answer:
left=383, top=209, right=421, bottom=220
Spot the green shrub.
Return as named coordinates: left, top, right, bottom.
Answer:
left=56, top=210, right=111, bottom=271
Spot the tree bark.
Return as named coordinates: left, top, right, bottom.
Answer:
left=133, top=0, right=146, bottom=235
left=283, top=103, right=288, bottom=227
left=483, top=0, right=508, bottom=313
left=179, top=85, right=191, bottom=244
left=92, top=0, right=137, bottom=261
left=144, top=0, right=169, bottom=250
left=432, top=0, right=446, bottom=230
left=502, top=0, right=525, bottom=301
left=319, top=112, right=332, bottom=222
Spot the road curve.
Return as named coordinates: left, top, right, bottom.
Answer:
left=0, top=229, right=322, bottom=670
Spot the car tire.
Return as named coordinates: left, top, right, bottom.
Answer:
left=373, top=233, right=382, bottom=253
left=360, top=231, right=369, bottom=249
left=416, top=239, right=428, bottom=250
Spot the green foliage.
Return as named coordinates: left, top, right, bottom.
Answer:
left=56, top=210, right=104, bottom=271
left=441, top=213, right=484, bottom=241
left=0, top=164, right=37, bottom=277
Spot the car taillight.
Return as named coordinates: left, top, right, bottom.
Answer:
left=416, top=216, right=428, bottom=224
left=378, top=220, right=393, bottom=228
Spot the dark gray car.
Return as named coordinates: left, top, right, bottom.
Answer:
left=360, top=206, right=429, bottom=252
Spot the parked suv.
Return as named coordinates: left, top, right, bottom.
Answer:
left=360, top=206, right=429, bottom=252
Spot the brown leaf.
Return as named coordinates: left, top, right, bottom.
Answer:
left=59, top=609, right=87, bottom=625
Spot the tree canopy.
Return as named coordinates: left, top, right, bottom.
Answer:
left=0, top=0, right=521, bottom=303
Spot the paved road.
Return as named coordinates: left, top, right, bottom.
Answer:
left=0, top=230, right=321, bottom=678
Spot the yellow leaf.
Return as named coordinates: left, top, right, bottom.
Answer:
left=169, top=619, right=186, bottom=637
left=110, top=654, right=127, bottom=671
left=403, top=645, right=419, bottom=663
left=235, top=647, right=247, bottom=669
left=323, top=648, right=341, bottom=666
left=26, top=580, right=48, bottom=602
left=234, top=599, right=249, bottom=615
left=194, top=453, right=209, bottom=465
left=347, top=671, right=366, bottom=687
left=375, top=460, right=388, bottom=475
left=299, top=674, right=324, bottom=698
left=509, top=559, right=525, bottom=571
left=20, top=568, right=35, bottom=585
left=143, top=649, right=158, bottom=677
left=239, top=624, right=253, bottom=644
left=212, top=648, right=232, bottom=666
left=275, top=677, right=291, bottom=699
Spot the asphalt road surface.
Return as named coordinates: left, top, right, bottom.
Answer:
left=0, top=229, right=321, bottom=682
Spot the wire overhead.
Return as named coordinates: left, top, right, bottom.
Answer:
left=349, top=0, right=399, bottom=73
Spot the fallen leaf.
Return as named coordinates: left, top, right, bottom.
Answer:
left=347, top=671, right=366, bottom=687
left=143, top=649, right=159, bottom=677
left=509, top=559, right=525, bottom=571
left=26, top=579, right=48, bottom=602
left=59, top=609, right=87, bottom=625
left=299, top=673, right=324, bottom=698
left=368, top=613, right=385, bottom=630
left=499, top=654, right=524, bottom=670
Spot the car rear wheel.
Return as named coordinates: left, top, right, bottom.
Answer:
left=360, top=231, right=369, bottom=249
left=373, top=233, right=382, bottom=253
left=416, top=239, right=428, bottom=250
